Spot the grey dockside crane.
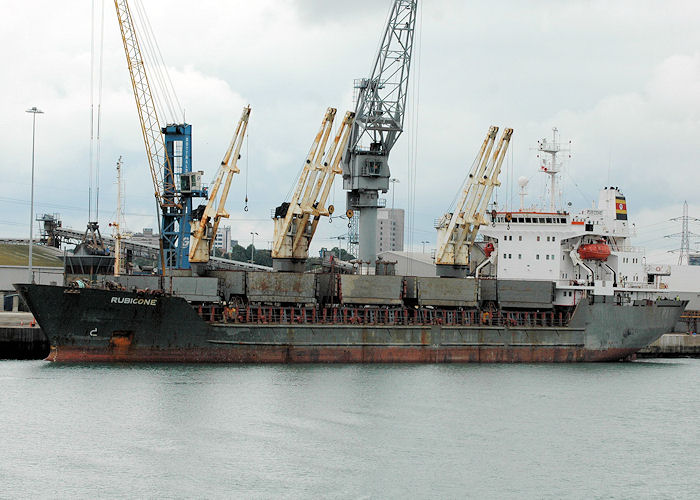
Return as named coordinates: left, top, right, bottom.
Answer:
left=342, top=0, right=418, bottom=271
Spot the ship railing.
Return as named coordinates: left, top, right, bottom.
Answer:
left=196, top=304, right=573, bottom=328
left=608, top=245, right=644, bottom=253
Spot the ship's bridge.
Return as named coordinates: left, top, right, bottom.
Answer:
left=490, top=211, right=569, bottom=225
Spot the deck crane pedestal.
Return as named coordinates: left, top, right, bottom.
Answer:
left=342, top=0, right=417, bottom=270
left=272, top=108, right=355, bottom=272
left=189, top=106, right=251, bottom=274
left=434, top=126, right=513, bottom=278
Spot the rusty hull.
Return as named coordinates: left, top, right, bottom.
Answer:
left=46, top=344, right=638, bottom=363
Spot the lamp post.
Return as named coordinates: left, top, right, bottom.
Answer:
left=332, top=235, right=346, bottom=260
left=390, top=178, right=400, bottom=210
left=26, top=107, right=44, bottom=283
left=421, top=240, right=429, bottom=254
left=250, top=231, right=258, bottom=263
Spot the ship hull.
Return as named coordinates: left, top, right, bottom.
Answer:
left=16, top=284, right=686, bottom=363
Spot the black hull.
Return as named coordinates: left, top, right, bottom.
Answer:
left=16, top=284, right=687, bottom=363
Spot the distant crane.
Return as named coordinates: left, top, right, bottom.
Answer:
left=343, top=0, right=417, bottom=269
left=434, top=126, right=513, bottom=278
left=272, top=108, right=355, bottom=272
left=189, top=106, right=251, bottom=268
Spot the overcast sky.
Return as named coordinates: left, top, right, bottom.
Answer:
left=3, top=0, right=700, bottom=263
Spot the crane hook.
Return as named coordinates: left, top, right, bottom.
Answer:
left=244, top=196, right=249, bottom=212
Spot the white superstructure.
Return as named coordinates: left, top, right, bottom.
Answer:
left=477, top=185, right=659, bottom=306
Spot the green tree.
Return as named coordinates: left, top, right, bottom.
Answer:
left=329, top=246, right=355, bottom=261
left=253, top=249, right=272, bottom=266
left=229, top=244, right=250, bottom=262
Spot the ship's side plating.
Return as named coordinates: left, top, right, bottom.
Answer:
left=16, top=282, right=685, bottom=363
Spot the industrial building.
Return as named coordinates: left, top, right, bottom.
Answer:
left=377, top=250, right=434, bottom=277
left=125, top=228, right=159, bottom=247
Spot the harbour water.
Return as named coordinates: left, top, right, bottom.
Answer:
left=1, top=359, right=698, bottom=498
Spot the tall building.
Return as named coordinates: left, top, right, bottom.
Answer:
left=376, top=208, right=404, bottom=253
left=214, top=226, right=232, bottom=253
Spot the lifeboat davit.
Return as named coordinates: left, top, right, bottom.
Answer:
left=577, top=242, right=611, bottom=261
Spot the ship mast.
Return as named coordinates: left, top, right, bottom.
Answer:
left=113, top=156, right=124, bottom=276
left=537, top=127, right=570, bottom=212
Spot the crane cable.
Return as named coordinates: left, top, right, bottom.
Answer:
left=244, top=130, right=249, bottom=211
left=89, top=0, right=95, bottom=222
left=95, top=0, right=105, bottom=222
left=132, top=0, right=183, bottom=124
left=89, top=0, right=106, bottom=224
left=406, top=1, right=422, bottom=264
left=133, top=0, right=179, bottom=122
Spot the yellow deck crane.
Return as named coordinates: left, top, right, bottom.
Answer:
left=189, top=106, right=251, bottom=266
left=114, top=0, right=179, bottom=274
left=434, top=126, right=513, bottom=278
left=271, top=108, right=355, bottom=272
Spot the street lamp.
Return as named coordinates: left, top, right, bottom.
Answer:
left=421, top=240, right=429, bottom=254
left=250, top=231, right=258, bottom=263
left=26, top=106, right=44, bottom=283
left=333, top=235, right=346, bottom=259
left=390, top=178, right=400, bottom=210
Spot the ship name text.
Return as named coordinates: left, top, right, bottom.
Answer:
left=111, top=296, right=158, bottom=306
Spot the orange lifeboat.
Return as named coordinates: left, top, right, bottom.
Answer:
left=577, top=242, right=611, bottom=261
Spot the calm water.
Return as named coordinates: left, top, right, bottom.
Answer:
left=1, top=359, right=698, bottom=499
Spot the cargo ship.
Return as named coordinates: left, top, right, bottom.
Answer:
left=16, top=1, right=685, bottom=362
left=15, top=184, right=686, bottom=363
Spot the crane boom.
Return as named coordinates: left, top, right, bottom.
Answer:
left=113, top=0, right=177, bottom=210
left=435, top=126, right=513, bottom=277
left=272, top=108, right=355, bottom=272
left=189, top=106, right=251, bottom=264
